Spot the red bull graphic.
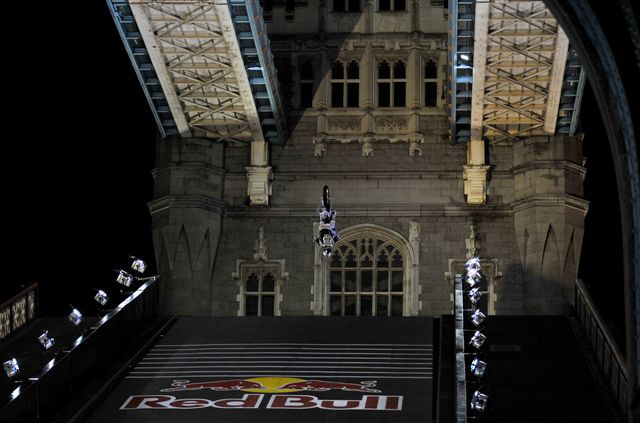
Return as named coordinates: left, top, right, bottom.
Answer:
left=121, top=377, right=402, bottom=411
left=121, top=394, right=402, bottom=411
left=160, top=377, right=381, bottom=393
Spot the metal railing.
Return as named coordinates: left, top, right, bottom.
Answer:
left=575, top=278, right=628, bottom=417
left=0, top=283, right=38, bottom=341
left=1, top=278, right=158, bottom=422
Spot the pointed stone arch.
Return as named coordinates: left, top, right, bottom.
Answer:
left=311, top=223, right=420, bottom=316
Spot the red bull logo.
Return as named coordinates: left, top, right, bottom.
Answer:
left=122, top=377, right=402, bottom=411
left=160, top=377, right=381, bottom=393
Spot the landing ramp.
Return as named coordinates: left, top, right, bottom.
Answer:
left=85, top=316, right=434, bottom=423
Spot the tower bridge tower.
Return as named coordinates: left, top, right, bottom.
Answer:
left=109, top=0, right=586, bottom=317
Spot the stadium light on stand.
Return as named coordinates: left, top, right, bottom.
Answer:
left=94, top=290, right=109, bottom=306
left=470, top=357, right=487, bottom=377
left=469, top=330, right=487, bottom=349
left=470, top=390, right=488, bottom=412
left=469, top=287, right=482, bottom=304
left=470, top=309, right=486, bottom=327
left=116, top=270, right=134, bottom=288
left=68, top=307, right=83, bottom=326
left=130, top=256, right=147, bottom=274
left=3, top=358, right=20, bottom=378
left=38, top=330, right=55, bottom=350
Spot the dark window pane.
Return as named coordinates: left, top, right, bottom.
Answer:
left=246, top=296, right=258, bottom=316
left=261, top=295, right=275, bottom=316
left=262, top=0, right=273, bottom=12
left=394, top=82, right=406, bottom=107
left=394, top=0, right=405, bottom=10
left=330, top=253, right=342, bottom=267
left=377, top=250, right=389, bottom=267
left=247, top=274, right=259, bottom=292
left=347, top=83, right=359, bottom=107
left=393, top=61, right=406, bottom=78
left=376, top=271, right=389, bottom=291
left=345, top=250, right=357, bottom=267
left=377, top=295, right=389, bottom=316
left=347, top=61, right=360, bottom=79
left=378, top=61, right=390, bottom=79
left=361, top=295, right=373, bottom=316
left=425, top=60, right=437, bottom=78
left=331, top=271, right=342, bottom=292
left=348, top=0, right=360, bottom=12
left=332, top=61, right=344, bottom=79
left=333, top=0, right=346, bottom=12
left=345, top=271, right=357, bottom=292
left=285, top=0, right=295, bottom=11
left=378, top=83, right=390, bottom=107
left=330, top=295, right=342, bottom=316
left=332, top=83, right=344, bottom=107
left=391, top=271, right=403, bottom=291
left=391, top=296, right=403, bottom=316
left=300, top=83, right=313, bottom=108
left=361, top=270, right=372, bottom=291
left=425, top=81, right=437, bottom=106
left=345, top=296, right=356, bottom=315
left=262, top=273, right=275, bottom=291
left=392, top=251, right=403, bottom=267
left=301, top=61, right=314, bottom=80
left=379, top=0, right=390, bottom=11
left=361, top=255, right=373, bottom=267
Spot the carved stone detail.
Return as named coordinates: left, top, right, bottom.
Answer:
left=362, top=139, right=375, bottom=156
left=374, top=116, right=409, bottom=132
left=327, top=117, right=361, bottom=133
left=254, top=226, right=268, bottom=262
left=313, top=138, right=327, bottom=157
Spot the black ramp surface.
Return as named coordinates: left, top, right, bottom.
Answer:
left=85, top=316, right=433, bottom=423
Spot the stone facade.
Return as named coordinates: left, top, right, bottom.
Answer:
left=149, top=2, right=587, bottom=317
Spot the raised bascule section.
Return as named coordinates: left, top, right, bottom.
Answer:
left=108, top=0, right=286, bottom=205
left=449, top=0, right=585, bottom=204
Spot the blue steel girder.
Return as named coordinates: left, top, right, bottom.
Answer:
left=106, top=0, right=177, bottom=138
left=228, top=0, right=287, bottom=145
left=556, top=45, right=586, bottom=136
left=449, top=0, right=475, bottom=144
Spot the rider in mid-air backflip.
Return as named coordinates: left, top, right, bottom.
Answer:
left=314, top=185, right=340, bottom=257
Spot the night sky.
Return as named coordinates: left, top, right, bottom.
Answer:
left=2, top=3, right=625, bottom=340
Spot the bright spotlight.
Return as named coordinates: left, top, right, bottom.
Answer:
left=116, top=270, right=134, bottom=287
left=470, top=390, right=489, bottom=412
left=130, top=257, right=147, bottom=274
left=38, top=330, right=55, bottom=350
left=465, top=257, right=480, bottom=270
left=3, top=358, right=19, bottom=378
left=460, top=54, right=470, bottom=61
left=469, top=330, right=487, bottom=349
left=470, top=357, right=487, bottom=377
left=470, top=309, right=486, bottom=327
left=94, top=290, right=109, bottom=306
left=68, top=308, right=83, bottom=326
left=469, top=287, right=482, bottom=304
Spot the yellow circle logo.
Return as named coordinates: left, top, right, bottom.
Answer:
left=243, top=377, right=306, bottom=393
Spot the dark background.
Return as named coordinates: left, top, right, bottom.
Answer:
left=1, top=3, right=625, bottom=343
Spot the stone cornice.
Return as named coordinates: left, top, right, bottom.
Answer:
left=510, top=160, right=586, bottom=176
left=148, top=195, right=226, bottom=215
left=511, top=194, right=589, bottom=214
left=151, top=162, right=227, bottom=178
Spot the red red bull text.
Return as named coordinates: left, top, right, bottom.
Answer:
left=121, top=394, right=403, bottom=411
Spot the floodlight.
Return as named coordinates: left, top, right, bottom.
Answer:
left=469, top=330, right=487, bottom=349
left=38, top=330, right=55, bottom=350
left=470, top=357, right=487, bottom=377
left=465, top=257, right=480, bottom=270
left=469, top=287, right=482, bottom=304
left=470, top=390, right=488, bottom=412
left=130, top=257, right=147, bottom=274
left=68, top=308, right=83, bottom=326
left=470, top=309, right=486, bottom=327
left=94, top=290, right=108, bottom=306
left=460, top=54, right=470, bottom=61
left=116, top=270, right=133, bottom=287
left=3, top=358, right=19, bottom=378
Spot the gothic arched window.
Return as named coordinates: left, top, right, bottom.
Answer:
left=424, top=59, right=438, bottom=107
left=299, top=60, right=314, bottom=108
left=331, top=60, right=360, bottom=108
left=244, top=271, right=276, bottom=316
left=328, top=236, right=404, bottom=316
left=377, top=60, right=406, bottom=107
